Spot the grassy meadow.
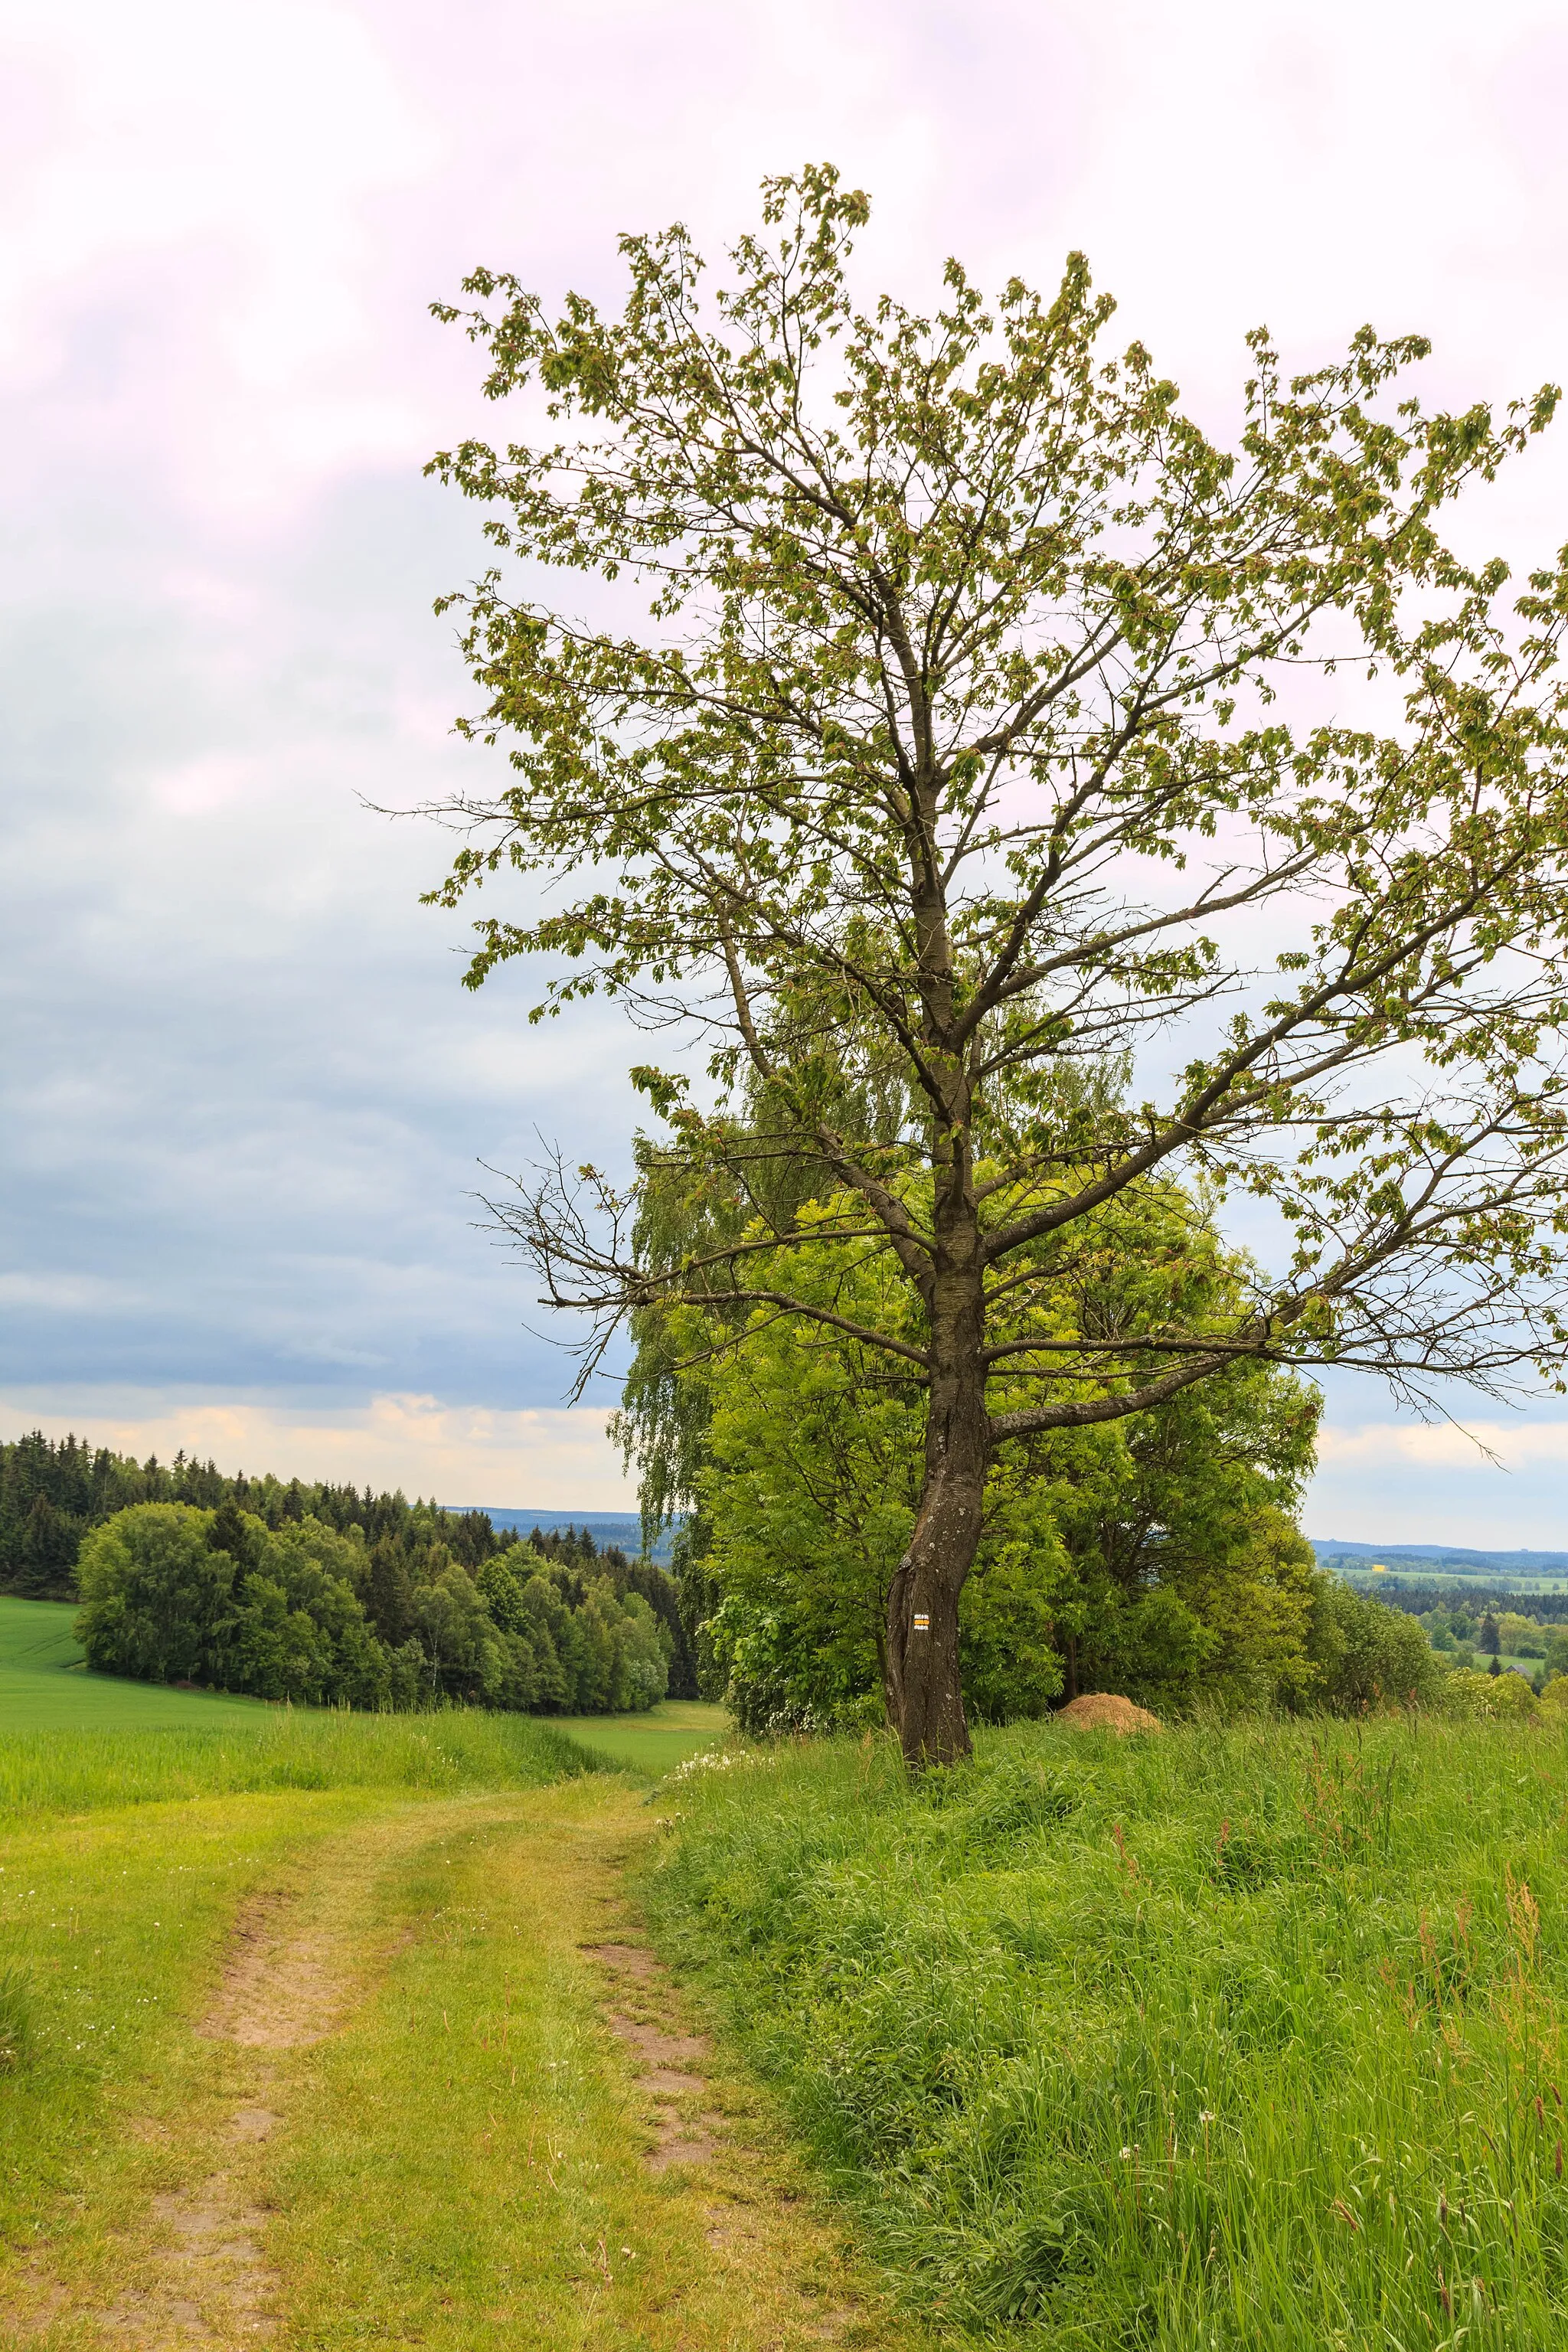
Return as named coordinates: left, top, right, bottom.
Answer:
left=647, top=1714, right=1568, bottom=2349
left=16, top=1573, right=1568, bottom=2346
left=0, top=1596, right=273, bottom=1730
left=0, top=1597, right=907, bottom=2350
left=0, top=1596, right=722, bottom=1816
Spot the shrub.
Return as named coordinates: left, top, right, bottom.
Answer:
left=1294, top=1573, right=1447, bottom=1711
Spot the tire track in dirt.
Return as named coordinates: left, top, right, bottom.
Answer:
left=195, top=1890, right=345, bottom=2053
left=4, top=1788, right=932, bottom=2351
left=582, top=1941, right=724, bottom=2171
left=579, top=1924, right=865, bottom=2341
left=100, top=2177, right=278, bottom=2346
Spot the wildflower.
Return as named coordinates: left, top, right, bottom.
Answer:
left=1120, top=2147, right=1132, bottom=2161
left=1199, top=2109, right=1216, bottom=2126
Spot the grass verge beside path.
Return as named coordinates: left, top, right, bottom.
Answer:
left=646, top=1714, right=1568, bottom=2350
left=0, top=1710, right=597, bottom=1819
left=0, top=1783, right=398, bottom=2282
left=0, top=1713, right=593, bottom=2269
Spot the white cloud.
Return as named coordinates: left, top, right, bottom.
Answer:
left=1308, top=1413, right=1568, bottom=1549
left=1317, top=1420, right=1568, bottom=1472
left=0, top=1388, right=632, bottom=1510
left=0, top=1272, right=142, bottom=1314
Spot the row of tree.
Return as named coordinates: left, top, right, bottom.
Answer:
left=0, top=1420, right=700, bottom=1703
left=75, top=1499, right=672, bottom=1713
left=1353, top=1579, right=1568, bottom=1627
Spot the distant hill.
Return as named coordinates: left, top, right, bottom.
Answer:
left=1314, top=1539, right=1568, bottom=1578
left=449, top=1508, right=676, bottom=1564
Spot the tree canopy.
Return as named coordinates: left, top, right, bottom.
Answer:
left=648, top=1187, right=1326, bottom=1727
left=426, top=165, right=1568, bottom=1761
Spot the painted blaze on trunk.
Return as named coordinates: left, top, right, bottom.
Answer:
left=430, top=170, right=1568, bottom=1776
left=884, top=1209, right=991, bottom=1766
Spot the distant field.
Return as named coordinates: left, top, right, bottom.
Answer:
left=1356, top=1572, right=1568, bottom=1596
left=0, top=1596, right=727, bottom=1779
left=0, top=1598, right=272, bottom=1730
left=553, top=1700, right=727, bottom=1772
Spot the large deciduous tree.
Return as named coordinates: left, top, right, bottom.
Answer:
left=424, top=166, right=1568, bottom=1766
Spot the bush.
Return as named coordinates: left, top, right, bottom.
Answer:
left=1460, top=1664, right=1541, bottom=1719
left=1294, top=1573, right=1447, bottom=1712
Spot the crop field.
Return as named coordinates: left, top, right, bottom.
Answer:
left=0, top=1596, right=725, bottom=1799
left=649, top=1715, right=1568, bottom=2350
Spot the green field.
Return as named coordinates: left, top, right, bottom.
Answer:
left=0, top=1596, right=726, bottom=1775
left=0, top=1596, right=272, bottom=1729
left=0, top=1642, right=913, bottom=2351
left=552, top=1697, right=727, bottom=1770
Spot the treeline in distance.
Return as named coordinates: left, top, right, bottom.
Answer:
left=1, top=1429, right=697, bottom=1713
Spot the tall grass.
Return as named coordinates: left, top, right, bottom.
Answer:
left=0, top=1959, right=31, bottom=2070
left=648, top=1717, right=1568, bottom=2348
left=0, top=1708, right=610, bottom=1818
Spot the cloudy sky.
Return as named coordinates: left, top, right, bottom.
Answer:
left=4, top=0, right=1568, bottom=1537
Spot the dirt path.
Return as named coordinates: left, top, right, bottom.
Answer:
left=2, top=1785, right=929, bottom=2352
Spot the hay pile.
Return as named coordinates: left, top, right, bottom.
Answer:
left=1053, top=1693, right=1162, bottom=1736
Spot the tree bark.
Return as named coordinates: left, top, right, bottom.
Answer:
left=884, top=1245, right=989, bottom=1768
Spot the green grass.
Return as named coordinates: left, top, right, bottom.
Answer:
left=0, top=1710, right=603, bottom=1822
left=0, top=1706, right=602, bottom=2292
left=0, top=1598, right=723, bottom=1815
left=263, top=1787, right=924, bottom=2350
left=0, top=1596, right=272, bottom=1729
left=0, top=1785, right=391, bottom=2261
left=647, top=1715, right=1568, bottom=2349
left=0, top=1757, right=920, bottom=2347
left=551, top=1697, right=728, bottom=1773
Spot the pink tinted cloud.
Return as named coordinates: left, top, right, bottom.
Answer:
left=7, top=0, right=1568, bottom=1518
left=8, top=0, right=1567, bottom=524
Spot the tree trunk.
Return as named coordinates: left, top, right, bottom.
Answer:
left=884, top=1257, right=989, bottom=1768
